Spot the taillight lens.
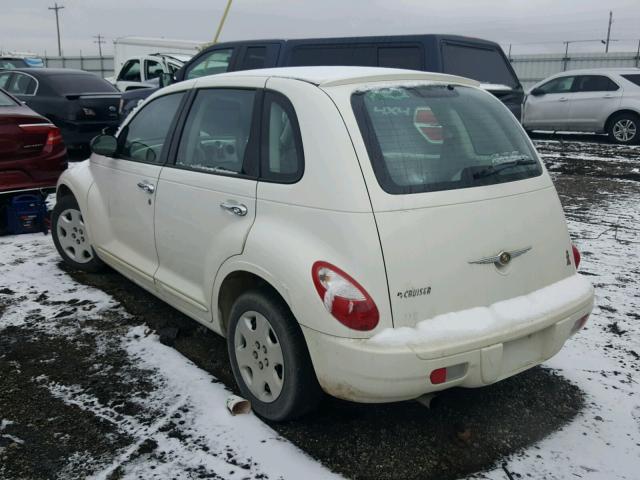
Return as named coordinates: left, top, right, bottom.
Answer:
left=311, top=261, right=379, bottom=331
left=572, top=244, right=581, bottom=269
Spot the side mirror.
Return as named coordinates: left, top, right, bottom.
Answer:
left=101, top=125, right=118, bottom=136
left=90, top=134, right=118, bottom=157
left=530, top=87, right=545, bottom=96
left=159, top=72, right=173, bottom=88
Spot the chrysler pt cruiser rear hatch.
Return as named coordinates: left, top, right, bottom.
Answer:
left=349, top=83, right=576, bottom=329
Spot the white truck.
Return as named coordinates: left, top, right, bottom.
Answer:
left=109, top=37, right=204, bottom=92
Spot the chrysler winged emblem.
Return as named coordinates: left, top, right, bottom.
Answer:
left=469, top=247, right=532, bottom=267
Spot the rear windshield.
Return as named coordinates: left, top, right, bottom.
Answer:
left=442, top=43, right=518, bottom=88
left=352, top=84, right=541, bottom=194
left=0, top=89, right=17, bottom=106
left=48, top=73, right=117, bottom=95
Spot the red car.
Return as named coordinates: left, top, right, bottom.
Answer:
left=0, top=87, right=67, bottom=194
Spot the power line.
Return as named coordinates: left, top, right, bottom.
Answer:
left=48, top=3, right=64, bottom=56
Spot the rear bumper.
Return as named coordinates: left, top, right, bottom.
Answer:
left=303, top=275, right=594, bottom=403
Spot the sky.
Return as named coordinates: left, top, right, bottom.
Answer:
left=2, top=0, right=640, bottom=57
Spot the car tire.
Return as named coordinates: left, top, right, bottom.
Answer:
left=227, top=289, right=323, bottom=421
left=607, top=112, right=640, bottom=145
left=51, top=195, right=105, bottom=273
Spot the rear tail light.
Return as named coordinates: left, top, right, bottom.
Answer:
left=311, top=261, right=379, bottom=331
left=82, top=107, right=97, bottom=117
left=571, top=313, right=589, bottom=335
left=18, top=123, right=63, bottom=152
left=572, top=244, right=581, bottom=269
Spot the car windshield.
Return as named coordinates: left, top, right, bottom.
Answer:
left=48, top=73, right=118, bottom=94
left=352, top=84, right=541, bottom=194
left=0, top=59, right=27, bottom=69
left=0, top=89, right=17, bottom=106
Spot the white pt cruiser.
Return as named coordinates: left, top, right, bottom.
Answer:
left=52, top=67, right=595, bottom=421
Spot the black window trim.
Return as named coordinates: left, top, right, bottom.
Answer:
left=258, top=89, right=305, bottom=185
left=115, top=90, right=190, bottom=166
left=164, top=86, right=261, bottom=180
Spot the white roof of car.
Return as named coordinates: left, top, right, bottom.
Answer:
left=550, top=67, right=640, bottom=76
left=216, top=66, right=480, bottom=87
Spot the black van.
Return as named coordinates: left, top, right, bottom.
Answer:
left=120, top=34, right=523, bottom=119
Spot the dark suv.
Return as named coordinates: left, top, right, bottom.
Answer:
left=120, top=34, right=523, bottom=120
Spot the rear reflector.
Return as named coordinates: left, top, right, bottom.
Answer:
left=312, top=261, right=379, bottom=331
left=571, top=314, right=589, bottom=335
left=430, top=368, right=447, bottom=385
left=572, top=244, right=581, bottom=269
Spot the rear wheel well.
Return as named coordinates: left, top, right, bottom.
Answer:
left=56, top=184, right=74, bottom=202
left=605, top=110, right=640, bottom=132
left=217, top=271, right=291, bottom=335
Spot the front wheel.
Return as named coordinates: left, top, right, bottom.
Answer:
left=608, top=113, right=639, bottom=145
left=227, top=290, right=322, bottom=421
left=51, top=195, right=105, bottom=272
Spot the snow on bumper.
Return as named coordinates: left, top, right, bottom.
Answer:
left=302, top=274, right=594, bottom=403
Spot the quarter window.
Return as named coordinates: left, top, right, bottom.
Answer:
left=186, top=49, right=233, bottom=80
left=119, top=60, right=141, bottom=82
left=539, top=76, right=575, bottom=94
left=573, top=75, right=618, bottom=92
left=119, top=92, right=185, bottom=163
left=622, top=74, right=640, bottom=87
left=175, top=89, right=256, bottom=175
left=260, top=91, right=304, bottom=183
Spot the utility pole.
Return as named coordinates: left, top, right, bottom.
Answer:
left=213, top=0, right=233, bottom=44
left=48, top=3, right=64, bottom=56
left=94, top=34, right=106, bottom=77
left=605, top=10, right=613, bottom=53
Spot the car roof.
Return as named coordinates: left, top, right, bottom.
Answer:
left=1, top=68, right=94, bottom=76
left=551, top=68, right=640, bottom=76
left=206, top=66, right=480, bottom=88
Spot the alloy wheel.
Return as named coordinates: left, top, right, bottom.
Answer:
left=613, top=119, right=637, bottom=143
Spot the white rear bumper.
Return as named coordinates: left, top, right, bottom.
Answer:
left=302, top=274, right=594, bottom=403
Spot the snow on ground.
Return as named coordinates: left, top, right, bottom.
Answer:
left=0, top=234, right=340, bottom=479
left=481, top=180, right=640, bottom=479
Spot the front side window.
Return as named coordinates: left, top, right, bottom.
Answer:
left=573, top=75, right=619, bottom=92
left=119, top=60, right=141, bottom=82
left=260, top=91, right=304, bottom=183
left=539, top=76, right=575, bottom=94
left=186, top=49, right=233, bottom=80
left=175, top=89, right=255, bottom=175
left=145, top=60, right=163, bottom=80
left=119, top=92, right=185, bottom=163
left=352, top=85, right=541, bottom=194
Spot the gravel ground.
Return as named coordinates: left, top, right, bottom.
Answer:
left=0, top=135, right=638, bottom=479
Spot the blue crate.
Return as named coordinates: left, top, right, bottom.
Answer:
left=6, top=194, right=47, bottom=235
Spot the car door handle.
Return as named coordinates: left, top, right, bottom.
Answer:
left=137, top=181, right=155, bottom=194
left=558, top=97, right=568, bottom=102
left=220, top=201, right=248, bottom=216
left=603, top=94, right=615, bottom=98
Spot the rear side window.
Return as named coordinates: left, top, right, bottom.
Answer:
left=175, top=89, right=256, bottom=175
left=239, top=46, right=267, bottom=70
left=5, top=73, right=37, bottom=95
left=352, top=85, right=541, bottom=194
left=49, top=74, right=117, bottom=94
left=573, top=75, right=618, bottom=92
left=260, top=91, right=304, bottom=183
left=289, top=45, right=376, bottom=67
left=378, top=47, right=423, bottom=70
left=145, top=60, right=163, bottom=80
left=119, top=92, right=185, bottom=163
left=186, top=49, right=233, bottom=80
left=442, top=43, right=518, bottom=88
left=622, top=74, right=640, bottom=86
left=119, top=60, right=141, bottom=82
